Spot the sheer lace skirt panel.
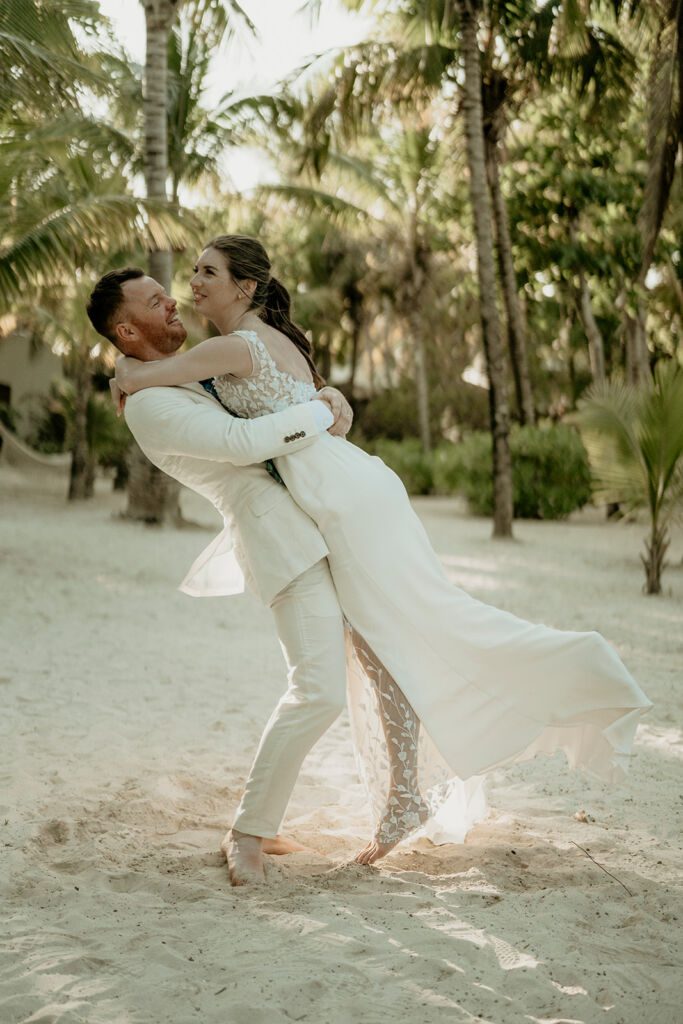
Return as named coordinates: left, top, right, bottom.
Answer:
left=345, top=624, right=486, bottom=846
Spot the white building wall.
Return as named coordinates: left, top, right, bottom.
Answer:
left=0, top=332, right=64, bottom=431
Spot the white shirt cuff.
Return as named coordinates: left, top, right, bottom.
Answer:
left=311, top=400, right=335, bottom=431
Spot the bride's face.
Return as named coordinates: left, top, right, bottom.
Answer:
left=191, top=247, right=249, bottom=322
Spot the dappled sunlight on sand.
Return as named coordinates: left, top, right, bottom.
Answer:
left=2, top=478, right=682, bottom=1023
left=635, top=723, right=683, bottom=760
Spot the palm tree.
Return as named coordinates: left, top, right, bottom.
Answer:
left=141, top=0, right=182, bottom=291
left=455, top=0, right=514, bottom=536
left=0, top=0, right=192, bottom=306
left=254, top=107, right=456, bottom=452
left=577, top=361, right=683, bottom=594
left=504, top=92, right=646, bottom=390
left=620, top=0, right=682, bottom=383
left=34, top=288, right=103, bottom=499
left=461, top=0, right=640, bottom=421
left=125, top=0, right=255, bottom=525
left=308, top=0, right=642, bottom=531
left=140, top=0, right=256, bottom=286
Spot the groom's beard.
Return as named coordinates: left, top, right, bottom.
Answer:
left=130, top=318, right=187, bottom=358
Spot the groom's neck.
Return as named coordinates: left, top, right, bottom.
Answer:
left=129, top=340, right=176, bottom=362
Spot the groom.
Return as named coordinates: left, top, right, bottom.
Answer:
left=87, top=267, right=353, bottom=886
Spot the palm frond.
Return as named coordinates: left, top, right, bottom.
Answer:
left=575, top=363, right=683, bottom=516
left=256, top=184, right=372, bottom=226
left=0, top=197, right=201, bottom=309
left=0, top=114, right=136, bottom=168
left=0, top=0, right=105, bottom=113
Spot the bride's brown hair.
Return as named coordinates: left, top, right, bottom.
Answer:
left=207, top=234, right=325, bottom=389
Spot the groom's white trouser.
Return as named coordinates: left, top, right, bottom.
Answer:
left=232, top=558, right=347, bottom=839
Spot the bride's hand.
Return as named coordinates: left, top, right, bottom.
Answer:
left=115, top=354, right=143, bottom=395
left=109, top=378, right=126, bottom=417
left=316, top=386, right=353, bottom=437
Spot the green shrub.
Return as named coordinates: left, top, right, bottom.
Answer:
left=432, top=441, right=466, bottom=496
left=372, top=438, right=434, bottom=495
left=353, top=377, right=490, bottom=441
left=354, top=424, right=590, bottom=514
left=512, top=425, right=591, bottom=519
left=446, top=433, right=493, bottom=513
left=354, top=381, right=434, bottom=442
left=434, top=425, right=591, bottom=519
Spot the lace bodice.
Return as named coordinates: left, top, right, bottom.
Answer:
left=212, top=329, right=316, bottom=418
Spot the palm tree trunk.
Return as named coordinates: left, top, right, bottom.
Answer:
left=458, top=0, right=513, bottom=537
left=641, top=516, right=669, bottom=595
left=125, top=444, right=183, bottom=524
left=348, top=320, right=361, bottom=399
left=413, top=326, right=431, bottom=452
left=567, top=213, right=606, bottom=384
left=142, top=0, right=177, bottom=291
left=622, top=298, right=649, bottom=385
left=577, top=273, right=606, bottom=384
left=346, top=282, right=364, bottom=401
left=485, top=135, right=535, bottom=424
left=622, top=0, right=682, bottom=383
left=68, top=355, right=93, bottom=501
left=125, top=0, right=182, bottom=525
left=406, top=209, right=432, bottom=452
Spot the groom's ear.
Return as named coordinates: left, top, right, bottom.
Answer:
left=113, top=319, right=135, bottom=355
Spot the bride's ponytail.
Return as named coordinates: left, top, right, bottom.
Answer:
left=263, top=277, right=325, bottom=389
left=207, top=235, right=326, bottom=389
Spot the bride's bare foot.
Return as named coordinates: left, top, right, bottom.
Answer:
left=222, top=828, right=266, bottom=886
left=354, top=795, right=431, bottom=865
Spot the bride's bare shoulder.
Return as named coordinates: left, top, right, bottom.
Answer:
left=197, top=331, right=255, bottom=378
left=245, top=322, right=313, bottom=382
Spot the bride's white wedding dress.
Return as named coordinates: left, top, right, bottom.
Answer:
left=183, top=329, right=652, bottom=845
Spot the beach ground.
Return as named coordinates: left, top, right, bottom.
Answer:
left=2, top=465, right=682, bottom=1024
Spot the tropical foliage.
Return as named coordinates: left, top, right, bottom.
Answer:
left=576, top=363, right=683, bottom=593
left=0, top=0, right=681, bottom=590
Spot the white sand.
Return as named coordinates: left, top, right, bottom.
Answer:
left=1, top=465, right=682, bottom=1024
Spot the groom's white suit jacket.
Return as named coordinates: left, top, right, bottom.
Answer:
left=124, top=382, right=329, bottom=604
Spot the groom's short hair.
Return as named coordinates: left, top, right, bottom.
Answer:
left=87, top=267, right=145, bottom=346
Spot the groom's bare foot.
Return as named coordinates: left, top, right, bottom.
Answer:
left=222, top=829, right=266, bottom=886
left=220, top=831, right=307, bottom=861
left=262, top=834, right=308, bottom=855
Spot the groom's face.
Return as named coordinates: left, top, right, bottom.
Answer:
left=116, top=275, right=187, bottom=357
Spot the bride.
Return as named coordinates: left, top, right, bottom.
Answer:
left=114, top=234, right=652, bottom=864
